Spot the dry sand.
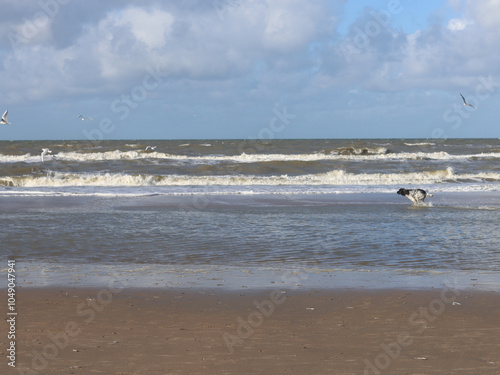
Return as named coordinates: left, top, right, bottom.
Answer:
left=1, top=287, right=500, bottom=374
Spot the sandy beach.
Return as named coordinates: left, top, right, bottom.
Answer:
left=2, top=287, right=499, bottom=374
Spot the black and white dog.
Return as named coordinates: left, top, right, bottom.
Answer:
left=397, top=188, right=433, bottom=205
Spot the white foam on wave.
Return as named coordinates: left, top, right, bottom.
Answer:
left=0, top=150, right=500, bottom=164
left=404, top=142, right=436, bottom=146
left=3, top=167, right=500, bottom=189
left=0, top=153, right=39, bottom=163
left=67, top=150, right=500, bottom=163
left=3, top=149, right=500, bottom=164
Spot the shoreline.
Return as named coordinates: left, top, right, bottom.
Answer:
left=2, top=287, right=499, bottom=374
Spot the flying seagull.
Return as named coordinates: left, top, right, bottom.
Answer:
left=460, top=94, right=476, bottom=109
left=145, top=146, right=157, bottom=151
left=1, top=110, right=10, bottom=125
left=41, top=148, right=52, bottom=162
left=77, top=115, right=93, bottom=121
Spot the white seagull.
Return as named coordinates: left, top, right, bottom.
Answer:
left=460, top=94, right=476, bottom=109
left=1, top=110, right=10, bottom=125
left=145, top=146, right=157, bottom=151
left=41, top=148, right=52, bottom=162
left=77, top=115, right=93, bottom=121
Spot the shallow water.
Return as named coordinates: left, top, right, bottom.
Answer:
left=1, top=192, right=499, bottom=290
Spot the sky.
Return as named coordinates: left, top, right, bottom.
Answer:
left=1, top=0, right=500, bottom=140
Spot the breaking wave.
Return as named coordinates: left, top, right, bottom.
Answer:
left=2, top=167, right=500, bottom=188
left=2, top=149, right=500, bottom=164
left=404, top=142, right=436, bottom=146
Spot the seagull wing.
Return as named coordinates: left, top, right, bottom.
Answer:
left=461, top=94, right=476, bottom=109
left=1, top=110, right=9, bottom=124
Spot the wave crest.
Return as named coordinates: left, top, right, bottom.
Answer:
left=2, top=149, right=500, bottom=164
left=3, top=167, right=500, bottom=188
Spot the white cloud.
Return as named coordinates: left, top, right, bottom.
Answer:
left=467, top=0, right=500, bottom=29
left=261, top=0, right=326, bottom=52
left=13, top=16, right=54, bottom=45
left=117, top=7, right=174, bottom=49
left=447, top=18, right=471, bottom=31
left=2, top=0, right=500, bottom=112
left=0, top=0, right=334, bottom=104
left=316, top=0, right=500, bottom=95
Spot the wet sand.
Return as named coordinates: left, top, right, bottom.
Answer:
left=2, top=287, right=499, bottom=374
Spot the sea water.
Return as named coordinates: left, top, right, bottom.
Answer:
left=1, top=139, right=499, bottom=290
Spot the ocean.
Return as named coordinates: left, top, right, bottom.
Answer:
left=1, top=138, right=499, bottom=290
